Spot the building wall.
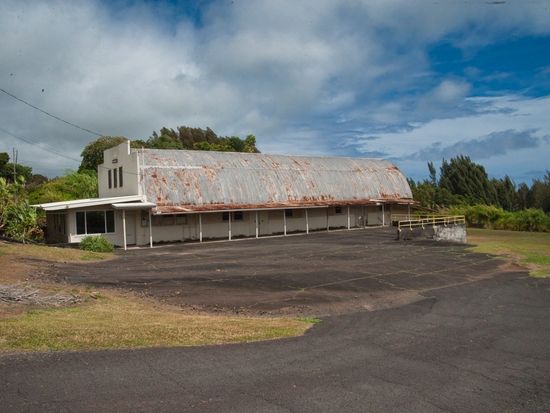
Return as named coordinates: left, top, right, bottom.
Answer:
left=54, top=204, right=403, bottom=247
left=64, top=207, right=126, bottom=246
left=98, top=141, right=140, bottom=198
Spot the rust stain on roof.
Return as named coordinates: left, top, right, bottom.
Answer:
left=138, top=149, right=413, bottom=212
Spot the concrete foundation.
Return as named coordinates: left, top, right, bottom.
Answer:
left=433, top=224, right=467, bottom=243
left=398, top=224, right=467, bottom=244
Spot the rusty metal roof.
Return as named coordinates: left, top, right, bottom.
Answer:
left=137, top=149, right=413, bottom=213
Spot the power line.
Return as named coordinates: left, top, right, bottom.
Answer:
left=0, top=87, right=104, bottom=136
left=0, top=126, right=142, bottom=177
left=0, top=126, right=81, bottom=164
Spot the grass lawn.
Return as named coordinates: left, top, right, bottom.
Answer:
left=0, top=241, right=112, bottom=262
left=0, top=241, right=312, bottom=352
left=0, top=294, right=311, bottom=352
left=467, top=228, right=550, bottom=277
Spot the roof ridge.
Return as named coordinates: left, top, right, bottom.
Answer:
left=135, top=147, right=387, bottom=162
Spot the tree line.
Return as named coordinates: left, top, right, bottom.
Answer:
left=409, top=155, right=550, bottom=213
left=79, top=126, right=259, bottom=173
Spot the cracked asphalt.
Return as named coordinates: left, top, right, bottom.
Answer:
left=1, top=228, right=549, bottom=412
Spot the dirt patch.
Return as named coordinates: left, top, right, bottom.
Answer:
left=0, top=284, right=82, bottom=307
left=0, top=255, right=34, bottom=284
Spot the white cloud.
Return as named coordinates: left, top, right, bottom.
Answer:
left=0, top=0, right=549, bottom=179
left=430, top=80, right=471, bottom=103
left=354, top=95, right=550, bottom=180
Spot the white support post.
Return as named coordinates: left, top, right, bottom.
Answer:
left=283, top=210, right=287, bottom=236
left=199, top=213, right=203, bottom=243
left=255, top=211, right=259, bottom=238
left=228, top=212, right=232, bottom=241
left=326, top=208, right=330, bottom=232
left=362, top=206, right=366, bottom=228
left=305, top=209, right=309, bottom=234
left=407, top=204, right=411, bottom=219
left=382, top=204, right=385, bottom=226
left=148, top=209, right=153, bottom=248
left=347, top=206, right=351, bottom=230
left=122, top=209, right=127, bottom=251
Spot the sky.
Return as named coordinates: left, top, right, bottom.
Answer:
left=0, top=0, right=549, bottom=183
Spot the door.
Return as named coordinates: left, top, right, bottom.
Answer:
left=125, top=211, right=136, bottom=245
left=258, top=211, right=270, bottom=236
left=367, top=206, right=381, bottom=226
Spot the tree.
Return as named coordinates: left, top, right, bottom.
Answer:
left=530, top=171, right=550, bottom=213
left=516, top=182, right=530, bottom=210
left=28, top=170, right=98, bottom=204
left=146, top=133, right=184, bottom=150
left=428, top=161, right=437, bottom=187
left=0, top=152, right=33, bottom=183
left=147, top=126, right=260, bottom=153
left=492, top=175, right=516, bottom=211
left=79, top=136, right=128, bottom=173
left=26, top=174, right=49, bottom=191
left=439, top=156, right=496, bottom=205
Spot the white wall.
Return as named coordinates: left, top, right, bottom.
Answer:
left=98, top=141, right=140, bottom=198
left=56, top=204, right=404, bottom=247
left=66, top=207, right=125, bottom=246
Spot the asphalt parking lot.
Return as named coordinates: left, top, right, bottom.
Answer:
left=3, top=228, right=550, bottom=412
left=54, top=228, right=504, bottom=315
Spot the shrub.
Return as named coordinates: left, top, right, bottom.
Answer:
left=3, top=201, right=44, bottom=241
left=0, top=177, right=43, bottom=242
left=80, top=235, right=114, bottom=252
left=447, top=204, right=550, bottom=232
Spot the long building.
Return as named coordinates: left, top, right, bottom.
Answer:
left=36, top=141, right=414, bottom=249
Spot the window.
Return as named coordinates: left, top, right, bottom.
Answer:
left=175, top=215, right=187, bottom=224
left=76, top=212, right=85, bottom=234
left=108, top=170, right=112, bottom=189
left=285, top=209, right=293, bottom=218
left=76, top=211, right=115, bottom=235
left=152, top=214, right=177, bottom=226
left=335, top=206, right=343, bottom=214
left=106, top=211, right=115, bottom=232
left=223, top=212, right=243, bottom=221
left=113, top=169, right=118, bottom=188
left=119, top=167, right=123, bottom=187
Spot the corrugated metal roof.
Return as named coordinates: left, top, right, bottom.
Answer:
left=138, top=149, right=413, bottom=213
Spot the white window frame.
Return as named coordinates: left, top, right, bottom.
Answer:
left=76, top=210, right=116, bottom=235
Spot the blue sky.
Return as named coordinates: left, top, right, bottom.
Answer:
left=1, top=0, right=549, bottom=182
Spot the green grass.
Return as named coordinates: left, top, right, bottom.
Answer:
left=0, top=240, right=312, bottom=352
left=299, top=317, right=322, bottom=324
left=467, top=228, right=550, bottom=278
left=0, top=241, right=112, bottom=262
left=0, top=295, right=313, bottom=352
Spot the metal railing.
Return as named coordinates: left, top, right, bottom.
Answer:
left=396, top=215, right=465, bottom=232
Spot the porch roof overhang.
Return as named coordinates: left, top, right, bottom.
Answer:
left=112, top=202, right=156, bottom=210
left=32, top=195, right=145, bottom=211
left=152, top=197, right=415, bottom=214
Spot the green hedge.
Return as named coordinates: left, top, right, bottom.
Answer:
left=80, top=235, right=114, bottom=252
left=447, top=204, right=550, bottom=232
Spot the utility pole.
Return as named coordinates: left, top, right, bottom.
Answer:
left=12, top=147, right=18, bottom=182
